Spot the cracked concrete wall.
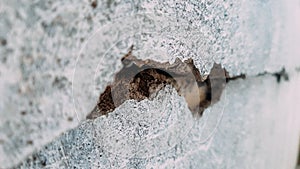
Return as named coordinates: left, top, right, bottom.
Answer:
left=0, top=0, right=300, bottom=168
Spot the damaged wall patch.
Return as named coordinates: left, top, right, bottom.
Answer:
left=87, top=48, right=245, bottom=119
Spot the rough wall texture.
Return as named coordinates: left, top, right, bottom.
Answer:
left=0, top=0, right=299, bottom=168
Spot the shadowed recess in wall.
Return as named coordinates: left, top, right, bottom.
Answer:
left=86, top=46, right=290, bottom=120
left=86, top=47, right=247, bottom=120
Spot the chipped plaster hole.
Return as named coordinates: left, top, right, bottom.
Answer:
left=86, top=47, right=246, bottom=120
left=86, top=46, right=290, bottom=120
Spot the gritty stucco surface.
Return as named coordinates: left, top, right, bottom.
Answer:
left=0, top=0, right=300, bottom=168
left=16, top=74, right=300, bottom=169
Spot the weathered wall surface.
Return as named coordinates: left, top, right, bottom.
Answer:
left=0, top=0, right=299, bottom=168
left=16, top=74, right=300, bottom=169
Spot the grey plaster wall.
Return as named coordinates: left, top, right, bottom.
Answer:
left=0, top=0, right=299, bottom=168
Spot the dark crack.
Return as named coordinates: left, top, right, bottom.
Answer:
left=257, top=68, right=289, bottom=83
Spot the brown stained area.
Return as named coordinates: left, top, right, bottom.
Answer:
left=91, top=0, right=97, bottom=8
left=86, top=48, right=245, bottom=119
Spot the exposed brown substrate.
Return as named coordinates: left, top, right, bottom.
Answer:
left=87, top=48, right=245, bottom=120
